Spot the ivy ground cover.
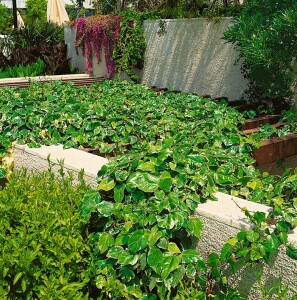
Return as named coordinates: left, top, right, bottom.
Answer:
left=0, top=80, right=297, bottom=298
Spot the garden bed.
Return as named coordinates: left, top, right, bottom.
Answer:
left=1, top=80, right=296, bottom=299
left=10, top=144, right=297, bottom=298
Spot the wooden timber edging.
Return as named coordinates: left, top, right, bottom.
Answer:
left=239, top=115, right=297, bottom=166
left=0, top=74, right=104, bottom=88
left=241, top=115, right=283, bottom=131
left=254, top=133, right=297, bottom=166
left=243, top=122, right=288, bottom=135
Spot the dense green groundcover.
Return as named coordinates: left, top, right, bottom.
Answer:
left=0, top=80, right=297, bottom=298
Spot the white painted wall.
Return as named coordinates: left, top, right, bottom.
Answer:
left=142, top=18, right=248, bottom=99
left=65, top=18, right=249, bottom=99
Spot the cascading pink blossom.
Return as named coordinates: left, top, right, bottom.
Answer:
left=70, top=15, right=122, bottom=78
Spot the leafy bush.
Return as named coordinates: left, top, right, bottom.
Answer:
left=224, top=0, right=297, bottom=99
left=113, top=10, right=150, bottom=82
left=0, top=1, right=12, bottom=35
left=0, top=59, right=46, bottom=78
left=1, top=22, right=70, bottom=75
left=7, top=21, right=64, bottom=50
left=0, top=170, right=91, bottom=299
left=25, top=0, right=47, bottom=25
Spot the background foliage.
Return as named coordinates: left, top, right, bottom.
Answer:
left=0, top=58, right=45, bottom=78
left=0, top=1, right=11, bottom=35
left=25, top=0, right=47, bottom=25
left=0, top=22, right=70, bottom=75
left=224, top=0, right=297, bottom=99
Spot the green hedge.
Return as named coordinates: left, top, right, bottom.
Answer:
left=0, top=170, right=91, bottom=299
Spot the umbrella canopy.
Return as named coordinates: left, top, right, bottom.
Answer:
left=17, top=10, right=24, bottom=28
left=47, top=0, right=69, bottom=26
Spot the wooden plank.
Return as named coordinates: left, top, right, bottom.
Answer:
left=241, top=115, right=282, bottom=131
left=254, top=133, right=297, bottom=165
left=243, top=122, right=288, bottom=135
left=0, top=75, right=103, bottom=88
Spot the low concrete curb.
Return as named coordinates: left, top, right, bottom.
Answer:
left=12, top=144, right=297, bottom=297
left=196, top=192, right=297, bottom=298
left=14, top=144, right=108, bottom=188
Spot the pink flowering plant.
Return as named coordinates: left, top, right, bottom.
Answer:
left=70, top=15, right=122, bottom=77
left=70, top=10, right=148, bottom=82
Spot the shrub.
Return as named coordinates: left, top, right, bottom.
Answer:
left=0, top=58, right=46, bottom=78
left=0, top=1, right=11, bottom=35
left=224, top=0, right=297, bottom=99
left=0, top=170, right=91, bottom=299
left=1, top=22, right=69, bottom=75
left=25, top=0, right=47, bottom=25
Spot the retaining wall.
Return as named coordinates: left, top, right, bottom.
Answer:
left=13, top=144, right=108, bottom=188
left=64, top=18, right=248, bottom=100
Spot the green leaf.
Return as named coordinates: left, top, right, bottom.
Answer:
left=137, top=161, right=156, bottom=172
left=246, top=230, right=259, bottom=242
left=187, top=218, right=203, bottom=239
left=208, top=253, right=220, bottom=267
left=147, top=246, right=163, bottom=268
left=159, top=171, right=173, bottom=192
left=171, top=266, right=186, bottom=287
left=118, top=252, right=139, bottom=265
left=168, top=242, right=181, bottom=254
left=128, top=172, right=159, bottom=193
left=286, top=244, right=297, bottom=260
left=250, top=249, right=262, bottom=261
left=149, top=227, right=163, bottom=247
left=97, top=201, right=114, bottom=217
left=237, top=247, right=249, bottom=257
left=114, top=184, right=125, bottom=202
left=181, top=249, right=201, bottom=263
left=98, top=233, right=114, bottom=254
left=21, top=278, right=27, bottom=292
left=226, top=237, right=238, bottom=246
left=107, top=246, right=124, bottom=259
left=0, top=167, right=6, bottom=179
left=119, top=267, right=135, bottom=282
left=139, top=294, right=157, bottom=300
left=99, top=177, right=116, bottom=191
left=262, top=234, right=281, bottom=253
left=161, top=255, right=180, bottom=280
left=276, top=220, right=289, bottom=233
left=129, top=230, right=149, bottom=253
left=220, top=243, right=232, bottom=261
left=79, top=189, right=101, bottom=220
left=13, top=272, right=23, bottom=285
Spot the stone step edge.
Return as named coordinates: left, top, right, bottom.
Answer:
left=13, top=144, right=297, bottom=245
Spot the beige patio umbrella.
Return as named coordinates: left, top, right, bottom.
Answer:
left=47, top=0, right=69, bottom=26
left=17, top=10, right=24, bottom=28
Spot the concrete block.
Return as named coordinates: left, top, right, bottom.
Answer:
left=14, top=144, right=108, bottom=188
left=196, top=192, right=297, bottom=298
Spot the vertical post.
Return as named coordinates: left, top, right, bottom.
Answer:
left=12, top=0, right=17, bottom=28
